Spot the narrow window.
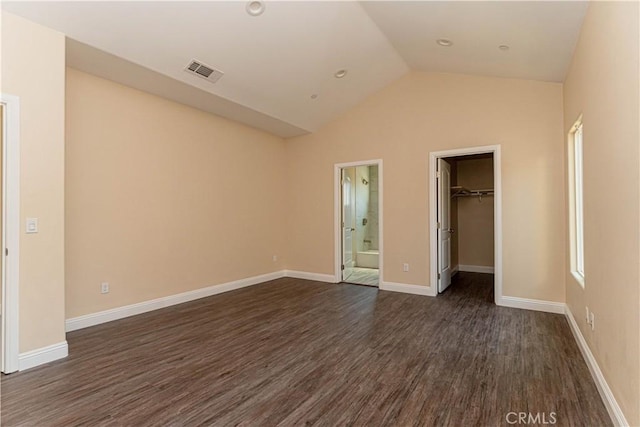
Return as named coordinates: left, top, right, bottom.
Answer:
left=570, top=119, right=585, bottom=285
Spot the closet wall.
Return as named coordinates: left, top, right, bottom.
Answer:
left=451, top=156, right=494, bottom=272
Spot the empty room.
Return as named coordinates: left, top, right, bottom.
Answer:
left=1, top=1, right=638, bottom=426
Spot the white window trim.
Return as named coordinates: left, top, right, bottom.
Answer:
left=568, top=117, right=585, bottom=287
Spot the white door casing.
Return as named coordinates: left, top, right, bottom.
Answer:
left=428, top=145, right=502, bottom=303
left=437, top=158, right=452, bottom=293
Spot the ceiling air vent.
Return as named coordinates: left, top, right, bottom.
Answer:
left=184, top=60, right=224, bottom=83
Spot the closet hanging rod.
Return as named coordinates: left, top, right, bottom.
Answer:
left=450, top=186, right=494, bottom=198
left=456, top=190, right=494, bottom=197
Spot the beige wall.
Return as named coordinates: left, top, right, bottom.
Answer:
left=563, top=2, right=640, bottom=424
left=1, top=12, right=66, bottom=352
left=65, top=68, right=287, bottom=318
left=286, top=71, right=566, bottom=302
left=456, top=158, right=494, bottom=268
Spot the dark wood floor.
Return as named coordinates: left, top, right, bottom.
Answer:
left=1, top=273, right=610, bottom=426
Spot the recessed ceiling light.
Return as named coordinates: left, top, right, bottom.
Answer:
left=499, top=45, right=510, bottom=51
left=436, top=39, right=453, bottom=47
left=246, top=1, right=265, bottom=16
left=334, top=69, right=348, bottom=79
left=310, top=94, right=318, bottom=99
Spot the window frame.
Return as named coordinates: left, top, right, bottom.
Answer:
left=569, top=117, right=585, bottom=286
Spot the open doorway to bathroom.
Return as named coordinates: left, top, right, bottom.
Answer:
left=335, top=160, right=382, bottom=287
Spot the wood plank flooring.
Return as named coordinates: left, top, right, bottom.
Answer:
left=0, top=273, right=611, bottom=426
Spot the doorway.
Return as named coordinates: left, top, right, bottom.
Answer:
left=2, top=94, right=20, bottom=373
left=334, top=160, right=383, bottom=287
left=429, top=146, right=502, bottom=303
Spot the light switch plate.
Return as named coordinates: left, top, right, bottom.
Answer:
left=26, top=218, right=38, bottom=234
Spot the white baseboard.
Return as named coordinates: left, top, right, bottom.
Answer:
left=451, top=265, right=459, bottom=276
left=380, top=281, right=435, bottom=297
left=66, top=271, right=286, bottom=332
left=19, top=341, right=68, bottom=371
left=284, top=270, right=337, bottom=283
left=498, top=296, right=565, bottom=314
left=458, top=264, right=495, bottom=274
left=565, top=306, right=628, bottom=426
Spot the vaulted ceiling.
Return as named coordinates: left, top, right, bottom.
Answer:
left=2, top=1, right=588, bottom=137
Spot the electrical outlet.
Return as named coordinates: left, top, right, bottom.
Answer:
left=272, top=255, right=278, bottom=262
left=585, top=307, right=590, bottom=323
left=101, top=282, right=109, bottom=294
left=589, top=312, right=595, bottom=331
left=403, top=263, right=409, bottom=272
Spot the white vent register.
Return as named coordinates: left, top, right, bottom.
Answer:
left=184, top=60, right=224, bottom=83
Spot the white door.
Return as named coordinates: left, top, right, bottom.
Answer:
left=437, top=159, right=452, bottom=293
left=342, top=170, right=355, bottom=281
left=0, top=104, right=4, bottom=372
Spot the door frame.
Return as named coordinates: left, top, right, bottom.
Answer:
left=334, top=159, right=383, bottom=284
left=1, top=93, right=21, bottom=373
left=428, top=145, right=502, bottom=303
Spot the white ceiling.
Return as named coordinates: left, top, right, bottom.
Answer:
left=2, top=1, right=588, bottom=137
left=362, top=1, right=588, bottom=83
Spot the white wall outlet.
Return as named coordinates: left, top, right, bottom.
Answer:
left=589, top=312, right=595, bottom=331
left=403, top=263, right=409, bottom=272
left=101, top=282, right=109, bottom=294
left=26, top=218, right=38, bottom=234
left=272, top=255, right=278, bottom=262
left=585, top=307, right=590, bottom=323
